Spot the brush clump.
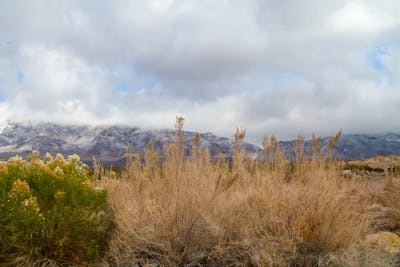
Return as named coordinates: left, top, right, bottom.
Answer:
left=99, top=120, right=392, bottom=267
left=0, top=151, right=112, bottom=266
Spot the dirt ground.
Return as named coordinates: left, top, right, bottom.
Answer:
left=343, top=156, right=400, bottom=233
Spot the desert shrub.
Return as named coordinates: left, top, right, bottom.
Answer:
left=343, top=163, right=384, bottom=174
left=388, top=165, right=400, bottom=176
left=379, top=177, right=400, bottom=233
left=322, top=241, right=398, bottom=267
left=0, top=151, right=112, bottom=266
left=100, top=124, right=369, bottom=266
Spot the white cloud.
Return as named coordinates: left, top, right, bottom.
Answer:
left=329, top=2, right=397, bottom=33
left=1, top=43, right=116, bottom=124
left=0, top=0, right=399, bottom=143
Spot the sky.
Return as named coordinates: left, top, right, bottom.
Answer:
left=0, top=0, right=399, bottom=143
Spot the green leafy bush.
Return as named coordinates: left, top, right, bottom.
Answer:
left=0, top=151, right=112, bottom=266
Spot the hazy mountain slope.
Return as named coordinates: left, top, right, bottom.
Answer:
left=0, top=122, right=260, bottom=166
left=332, top=133, right=400, bottom=160
left=279, top=133, right=400, bottom=160
left=0, top=122, right=399, bottom=166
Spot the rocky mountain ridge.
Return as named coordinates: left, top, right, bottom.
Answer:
left=279, top=133, right=400, bottom=160
left=0, top=122, right=260, bottom=167
left=0, top=122, right=399, bottom=166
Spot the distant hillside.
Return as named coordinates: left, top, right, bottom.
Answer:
left=279, top=133, right=400, bottom=160
left=0, top=122, right=399, bottom=166
left=0, top=122, right=260, bottom=167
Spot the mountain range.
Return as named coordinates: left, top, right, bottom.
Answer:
left=0, top=122, right=399, bottom=167
left=0, top=122, right=259, bottom=167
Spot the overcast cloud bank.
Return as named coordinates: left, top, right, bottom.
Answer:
left=0, top=0, right=399, bottom=142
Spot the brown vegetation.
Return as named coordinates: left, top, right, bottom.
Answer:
left=97, top=120, right=398, bottom=266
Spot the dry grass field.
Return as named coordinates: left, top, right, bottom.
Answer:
left=95, top=121, right=400, bottom=266
left=3, top=119, right=399, bottom=266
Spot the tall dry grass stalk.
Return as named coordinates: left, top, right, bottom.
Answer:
left=99, top=123, right=381, bottom=266
left=379, top=174, right=400, bottom=233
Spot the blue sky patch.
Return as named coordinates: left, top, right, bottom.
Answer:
left=0, top=39, right=13, bottom=48
left=0, top=80, right=4, bottom=101
left=366, top=45, right=397, bottom=87
left=367, top=45, right=388, bottom=71
left=116, top=77, right=159, bottom=93
left=17, top=71, right=24, bottom=83
left=114, top=64, right=159, bottom=93
left=116, top=81, right=131, bottom=92
left=0, top=80, right=3, bottom=101
left=262, top=71, right=309, bottom=91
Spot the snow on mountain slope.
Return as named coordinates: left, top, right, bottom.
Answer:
left=0, top=122, right=399, bottom=166
left=278, top=133, right=400, bottom=160
left=0, top=122, right=260, bottom=166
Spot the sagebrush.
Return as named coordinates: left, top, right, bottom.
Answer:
left=0, top=151, right=112, bottom=266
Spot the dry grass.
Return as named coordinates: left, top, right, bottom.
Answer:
left=379, top=175, right=400, bottom=233
left=98, top=124, right=396, bottom=266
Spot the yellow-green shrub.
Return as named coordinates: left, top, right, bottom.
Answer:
left=0, top=151, right=112, bottom=266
